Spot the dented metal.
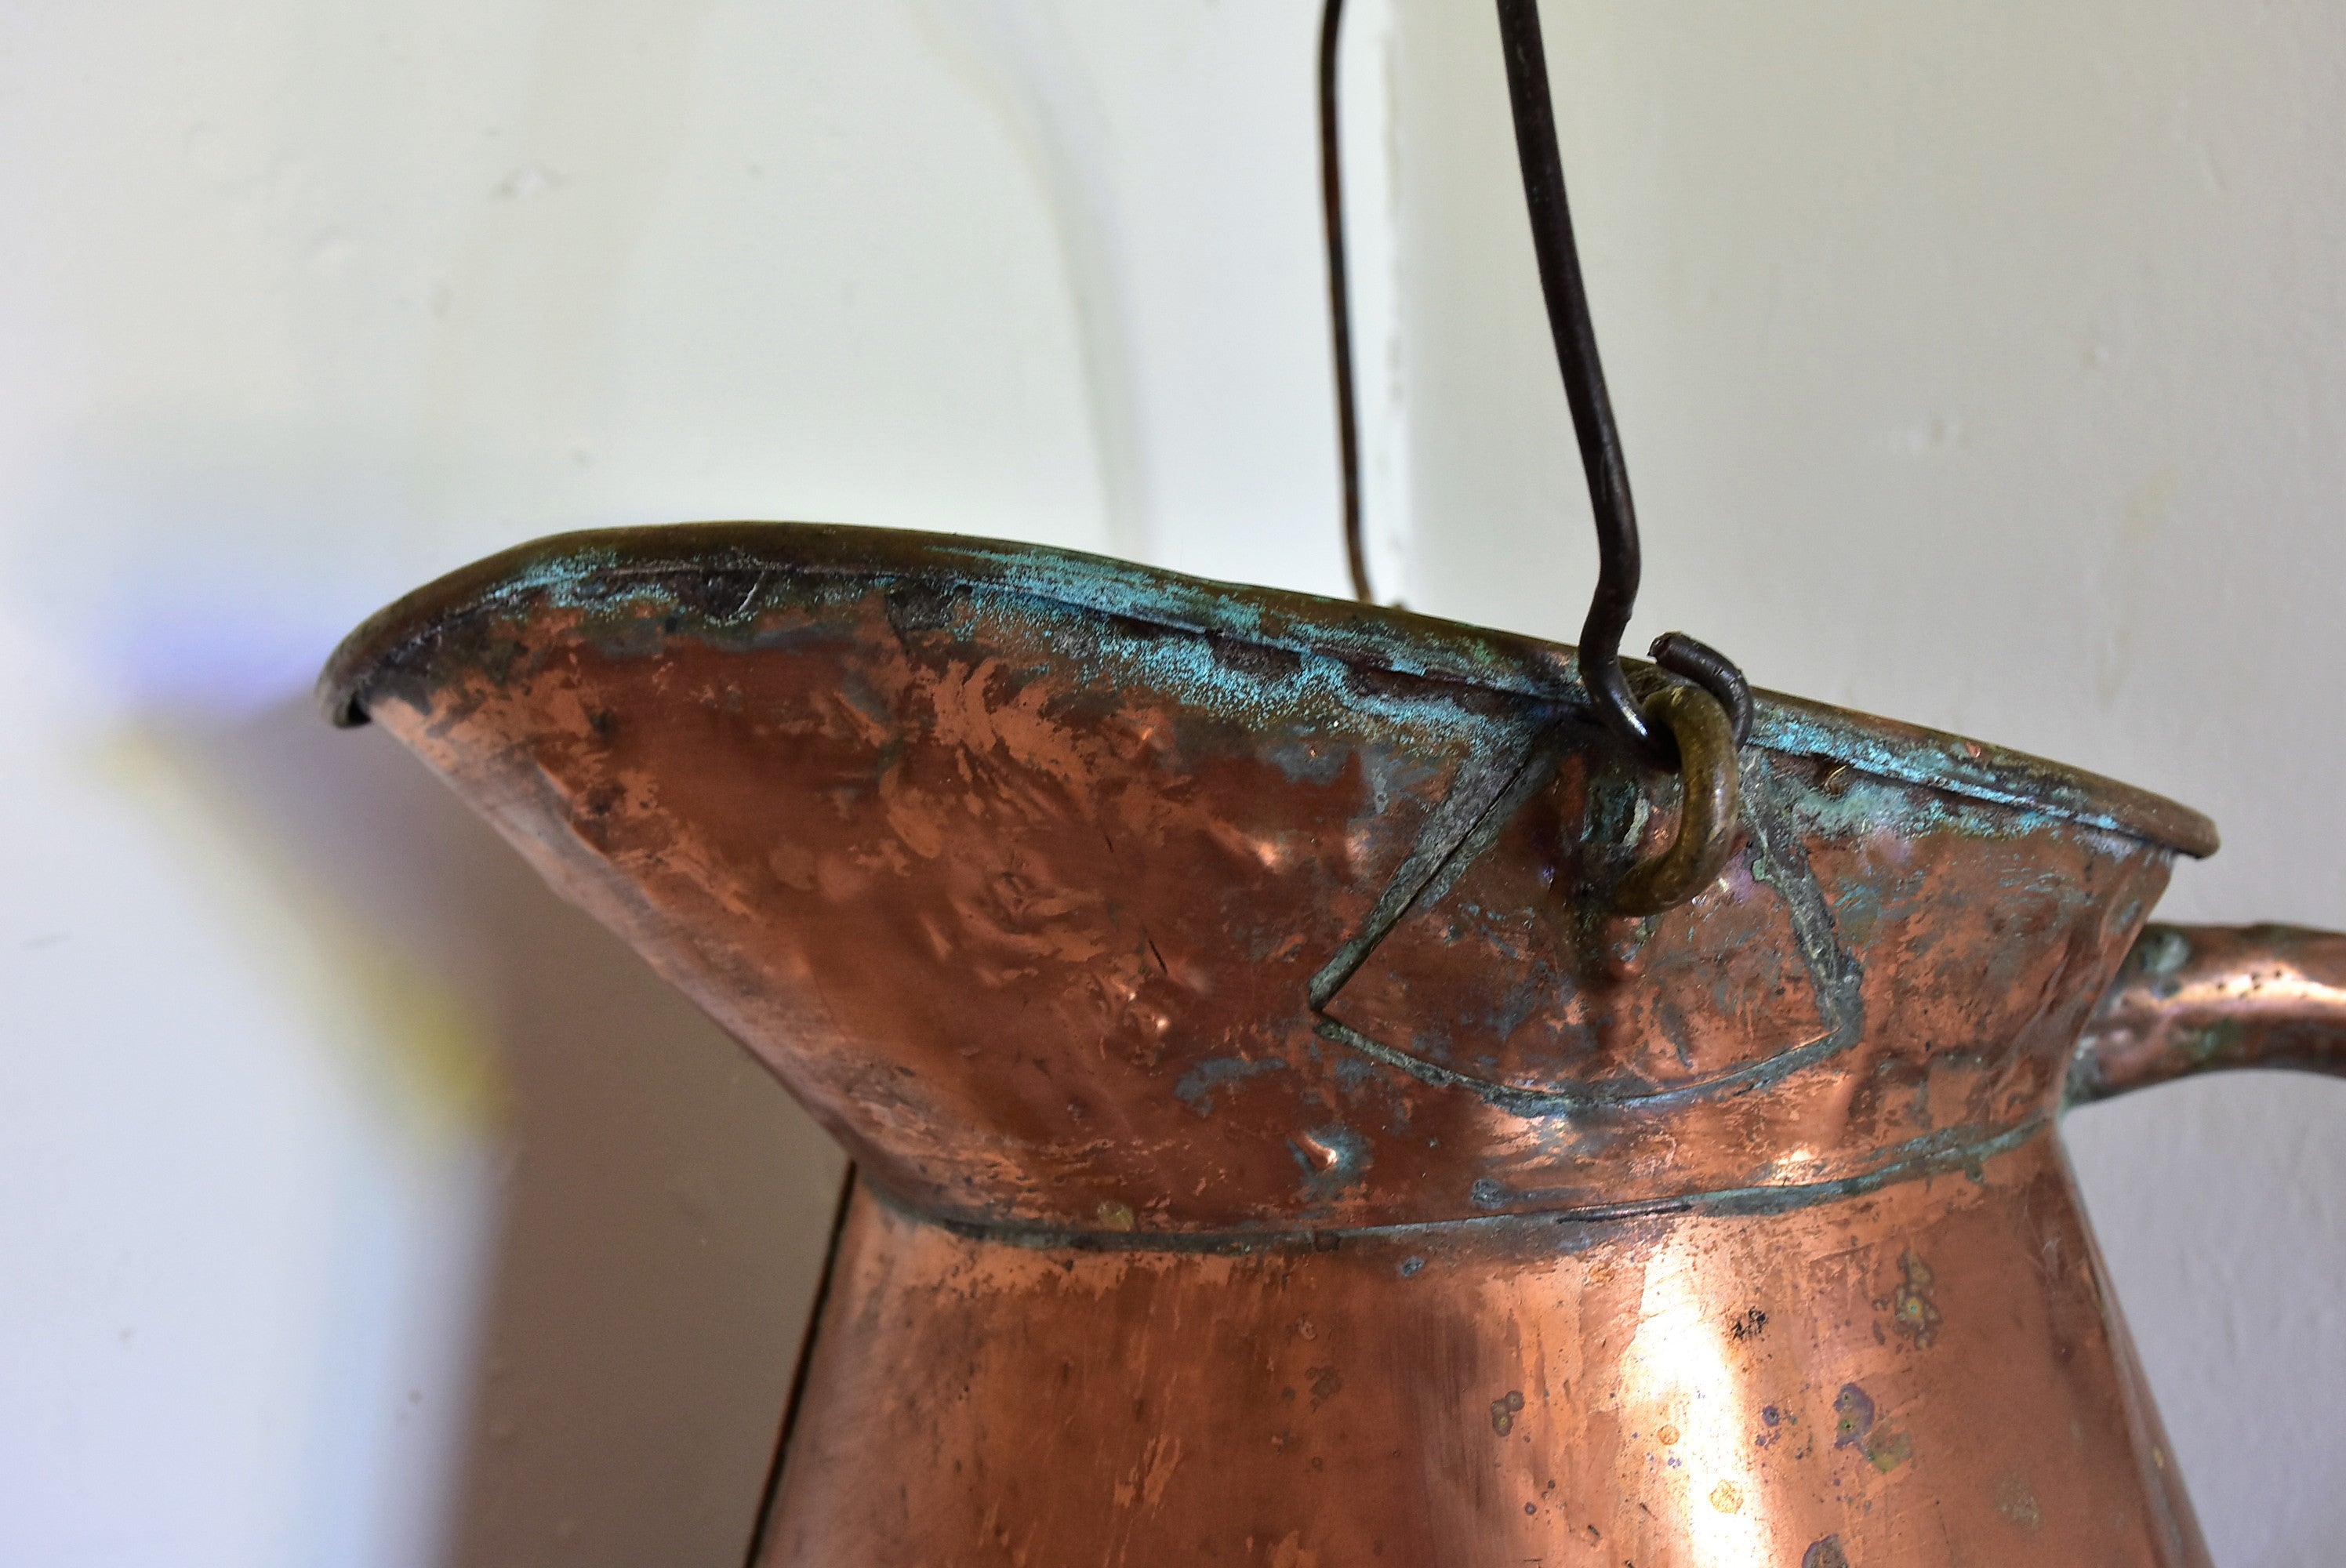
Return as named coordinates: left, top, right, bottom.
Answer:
left=322, top=521, right=2339, bottom=1566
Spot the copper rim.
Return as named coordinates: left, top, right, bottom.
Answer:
left=322, top=520, right=2217, bottom=858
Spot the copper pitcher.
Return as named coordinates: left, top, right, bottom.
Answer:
left=324, top=521, right=2345, bottom=1566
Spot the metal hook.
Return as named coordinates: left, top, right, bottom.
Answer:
left=1319, top=0, right=1749, bottom=908
left=1493, top=0, right=1752, bottom=771
left=1610, top=682, right=1744, bottom=916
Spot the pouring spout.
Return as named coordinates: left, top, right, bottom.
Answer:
left=2071, top=924, right=2346, bottom=1105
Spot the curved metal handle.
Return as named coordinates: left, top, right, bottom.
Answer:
left=1317, top=0, right=1749, bottom=916
left=2068, top=924, right=2346, bottom=1106
left=1608, top=682, right=1742, bottom=916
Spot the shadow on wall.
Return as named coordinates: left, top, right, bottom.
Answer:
left=165, top=695, right=844, bottom=1568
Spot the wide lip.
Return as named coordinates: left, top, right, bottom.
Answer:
left=321, top=520, right=2220, bottom=859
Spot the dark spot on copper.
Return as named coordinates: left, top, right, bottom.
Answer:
left=1803, top=1537, right=1852, bottom=1568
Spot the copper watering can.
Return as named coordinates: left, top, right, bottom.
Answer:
left=324, top=5, right=2344, bottom=1564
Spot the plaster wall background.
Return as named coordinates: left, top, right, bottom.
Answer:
left=0, top=2, right=2337, bottom=1564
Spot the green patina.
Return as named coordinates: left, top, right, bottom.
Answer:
left=324, top=521, right=2217, bottom=858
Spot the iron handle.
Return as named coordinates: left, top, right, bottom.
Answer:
left=2068, top=924, right=2346, bottom=1106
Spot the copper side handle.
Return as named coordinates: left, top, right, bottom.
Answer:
left=2069, top=924, right=2346, bottom=1106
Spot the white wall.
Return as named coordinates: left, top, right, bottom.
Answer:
left=0, top=6, right=1120, bottom=1565
left=1, top=3, right=2338, bottom=1565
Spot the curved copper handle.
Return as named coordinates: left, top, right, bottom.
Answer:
left=2069, top=924, right=2346, bottom=1106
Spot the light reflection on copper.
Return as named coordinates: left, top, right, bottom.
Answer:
left=1620, top=1237, right=1770, bottom=1564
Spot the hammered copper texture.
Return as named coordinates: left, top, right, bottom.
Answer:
left=770, top=1138, right=2199, bottom=1567
left=316, top=522, right=2337, bottom=1567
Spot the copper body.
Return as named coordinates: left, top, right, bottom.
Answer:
left=325, top=524, right=2345, bottom=1566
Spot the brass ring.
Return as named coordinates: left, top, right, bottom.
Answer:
left=1610, top=682, right=1742, bottom=916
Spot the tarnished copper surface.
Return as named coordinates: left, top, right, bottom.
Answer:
left=321, top=524, right=2200, bottom=1237
left=314, top=521, right=2338, bottom=1566
left=772, top=1138, right=2197, bottom=1566
left=2073, top=924, right=2346, bottom=1102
